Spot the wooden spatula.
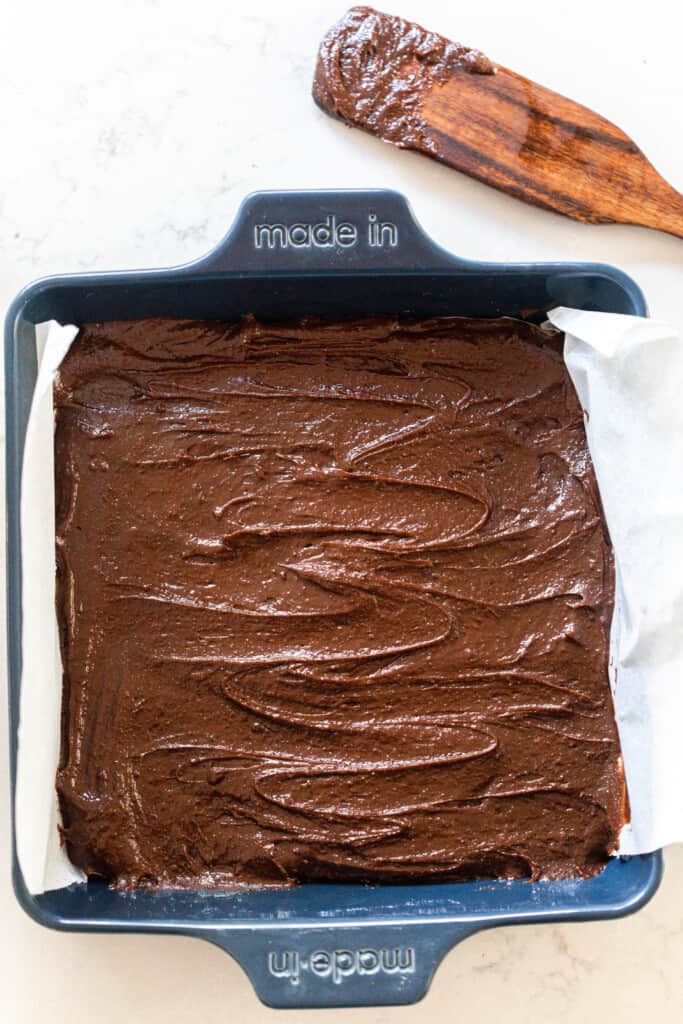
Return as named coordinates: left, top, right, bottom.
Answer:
left=313, top=6, right=683, bottom=238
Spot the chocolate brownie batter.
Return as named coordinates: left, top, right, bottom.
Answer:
left=313, top=6, right=495, bottom=154
left=55, top=316, right=626, bottom=890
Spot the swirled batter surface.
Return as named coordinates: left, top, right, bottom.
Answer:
left=55, top=316, right=625, bottom=889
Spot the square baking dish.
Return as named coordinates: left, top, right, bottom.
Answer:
left=5, top=189, right=661, bottom=1009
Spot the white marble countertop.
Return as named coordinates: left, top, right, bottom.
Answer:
left=1, top=1, right=682, bottom=1020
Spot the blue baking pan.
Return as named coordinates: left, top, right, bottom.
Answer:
left=5, top=189, right=661, bottom=1009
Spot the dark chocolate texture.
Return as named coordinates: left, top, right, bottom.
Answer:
left=55, top=316, right=626, bottom=890
left=313, top=6, right=495, bottom=154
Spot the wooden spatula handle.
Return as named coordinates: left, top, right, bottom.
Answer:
left=421, top=67, right=683, bottom=238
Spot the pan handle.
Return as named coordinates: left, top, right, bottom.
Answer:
left=207, top=919, right=478, bottom=1009
left=185, top=189, right=470, bottom=275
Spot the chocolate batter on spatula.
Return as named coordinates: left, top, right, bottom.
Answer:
left=314, top=7, right=683, bottom=236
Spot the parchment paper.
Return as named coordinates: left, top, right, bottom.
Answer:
left=16, top=322, right=84, bottom=893
left=550, top=306, right=683, bottom=856
left=15, top=311, right=683, bottom=894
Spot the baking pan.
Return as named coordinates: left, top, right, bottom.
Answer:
left=5, top=189, right=662, bottom=1009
